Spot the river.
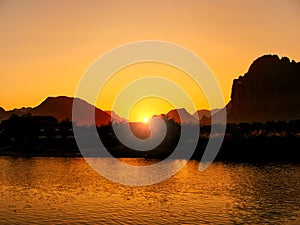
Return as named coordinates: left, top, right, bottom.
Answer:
left=0, top=157, right=299, bottom=224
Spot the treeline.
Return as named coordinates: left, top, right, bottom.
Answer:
left=0, top=114, right=77, bottom=156
left=0, top=114, right=299, bottom=161
left=0, top=114, right=73, bottom=144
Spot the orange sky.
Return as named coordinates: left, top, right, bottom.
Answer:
left=0, top=0, right=300, bottom=121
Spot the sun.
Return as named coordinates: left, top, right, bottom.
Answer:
left=143, top=117, right=149, bottom=123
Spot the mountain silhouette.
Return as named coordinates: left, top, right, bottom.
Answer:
left=192, top=109, right=223, bottom=125
left=1, top=55, right=299, bottom=125
left=166, top=108, right=198, bottom=124
left=195, top=55, right=300, bottom=124
left=0, top=107, right=32, bottom=121
left=105, top=110, right=127, bottom=123
left=0, top=107, right=6, bottom=121
left=193, top=109, right=211, bottom=120
left=227, top=55, right=300, bottom=123
left=0, top=96, right=112, bottom=126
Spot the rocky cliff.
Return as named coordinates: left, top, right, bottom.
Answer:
left=228, top=55, right=300, bottom=123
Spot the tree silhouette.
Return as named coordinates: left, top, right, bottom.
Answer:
left=59, top=118, right=72, bottom=139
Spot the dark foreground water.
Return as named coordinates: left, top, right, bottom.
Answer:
left=0, top=157, right=299, bottom=224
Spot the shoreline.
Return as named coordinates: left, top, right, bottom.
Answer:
left=1, top=138, right=299, bottom=163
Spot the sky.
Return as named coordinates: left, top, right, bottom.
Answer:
left=0, top=0, right=300, bottom=121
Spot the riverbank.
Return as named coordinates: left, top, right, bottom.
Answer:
left=1, top=136, right=299, bottom=163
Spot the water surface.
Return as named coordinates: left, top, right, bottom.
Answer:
left=0, top=157, right=299, bottom=224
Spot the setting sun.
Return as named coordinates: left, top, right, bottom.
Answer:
left=0, top=1, right=299, bottom=224
left=126, top=97, right=174, bottom=122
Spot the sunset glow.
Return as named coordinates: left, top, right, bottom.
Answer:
left=1, top=1, right=300, bottom=224
left=0, top=0, right=299, bottom=122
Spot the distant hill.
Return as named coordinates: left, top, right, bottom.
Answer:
left=0, top=96, right=112, bottom=126
left=0, top=107, right=32, bottom=121
left=192, top=109, right=223, bottom=125
left=34, top=96, right=111, bottom=126
left=0, top=107, right=6, bottom=121
left=193, top=109, right=211, bottom=120
left=166, top=108, right=198, bottom=124
left=227, top=55, right=300, bottom=123
left=105, top=111, right=127, bottom=123
left=0, top=107, right=5, bottom=113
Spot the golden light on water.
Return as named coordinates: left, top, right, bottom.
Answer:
left=1, top=158, right=298, bottom=224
